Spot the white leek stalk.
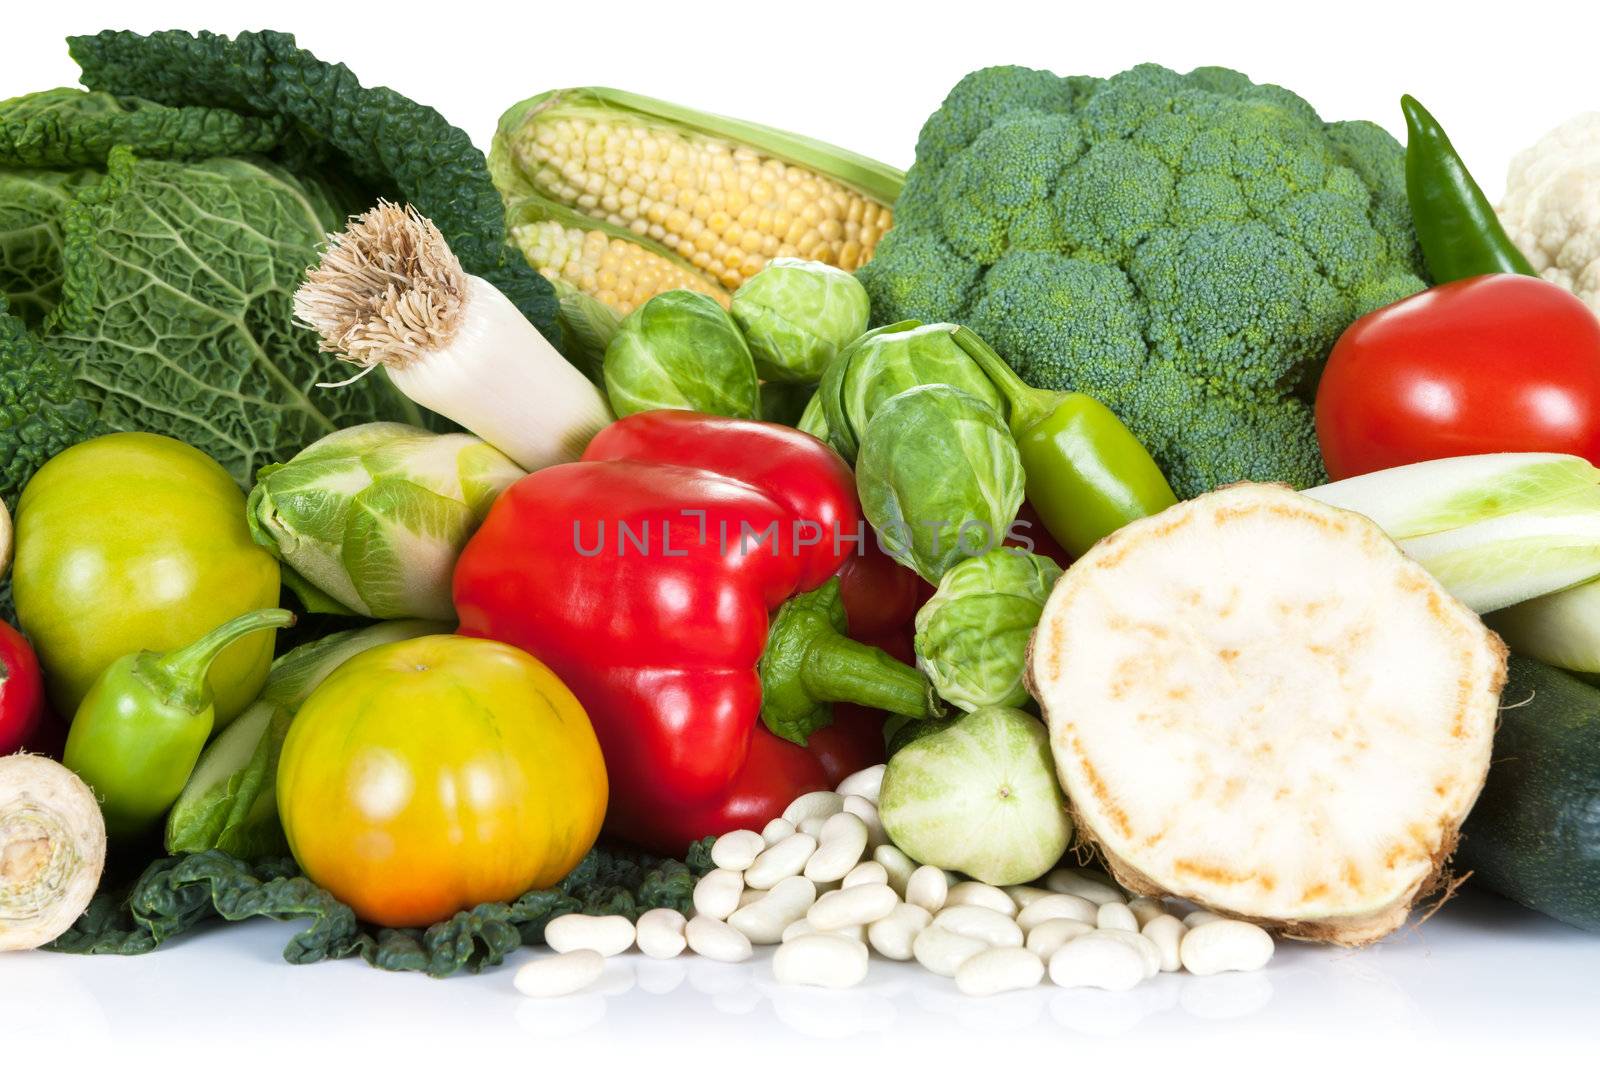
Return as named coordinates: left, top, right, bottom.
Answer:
left=294, top=202, right=611, bottom=470
left=1303, top=452, right=1600, bottom=614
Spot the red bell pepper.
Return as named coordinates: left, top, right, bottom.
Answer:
left=454, top=411, right=939, bottom=853
left=1, top=620, right=46, bottom=755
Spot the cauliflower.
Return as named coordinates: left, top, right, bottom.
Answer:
left=1499, top=113, right=1600, bottom=314
left=857, top=64, right=1427, bottom=497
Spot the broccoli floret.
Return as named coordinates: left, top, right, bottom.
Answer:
left=857, top=63, right=1426, bottom=496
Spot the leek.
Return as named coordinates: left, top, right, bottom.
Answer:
left=1303, top=452, right=1600, bottom=614
left=294, top=202, right=612, bottom=471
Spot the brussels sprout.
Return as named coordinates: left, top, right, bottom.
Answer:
left=603, top=290, right=759, bottom=419
left=915, top=550, right=1063, bottom=712
left=819, top=321, right=1005, bottom=463
left=856, top=384, right=1026, bottom=584
left=796, top=391, right=829, bottom=440
left=879, top=705, right=1072, bottom=885
left=759, top=381, right=818, bottom=428
left=247, top=423, right=522, bottom=620
left=731, top=258, right=870, bottom=383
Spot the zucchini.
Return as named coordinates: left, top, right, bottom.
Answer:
left=1457, top=655, right=1600, bottom=932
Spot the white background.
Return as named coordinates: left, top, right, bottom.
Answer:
left=3, top=0, right=1599, bottom=1061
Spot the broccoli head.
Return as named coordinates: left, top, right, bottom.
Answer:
left=857, top=64, right=1427, bottom=496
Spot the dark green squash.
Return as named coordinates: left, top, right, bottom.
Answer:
left=1458, top=655, right=1600, bottom=932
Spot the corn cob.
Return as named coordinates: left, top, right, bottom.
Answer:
left=490, top=87, right=904, bottom=315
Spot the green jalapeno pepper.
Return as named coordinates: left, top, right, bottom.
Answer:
left=64, top=608, right=294, bottom=838
left=951, top=325, right=1177, bottom=556
left=1401, top=95, right=1537, bottom=283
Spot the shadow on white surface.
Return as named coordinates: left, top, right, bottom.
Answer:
left=0, top=887, right=1593, bottom=1057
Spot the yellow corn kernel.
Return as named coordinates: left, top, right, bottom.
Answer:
left=512, top=220, right=728, bottom=315
left=512, top=115, right=894, bottom=288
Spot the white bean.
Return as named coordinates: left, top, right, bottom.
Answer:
left=1127, top=896, right=1168, bottom=926
left=945, top=881, right=1018, bottom=916
left=931, top=905, right=1024, bottom=948
left=1025, top=918, right=1094, bottom=960
left=761, top=818, right=795, bottom=845
left=744, top=832, right=817, bottom=888
left=1096, top=901, right=1139, bottom=932
left=1045, top=869, right=1126, bottom=905
left=710, top=829, right=766, bottom=871
left=543, top=913, right=635, bottom=957
left=738, top=888, right=767, bottom=908
left=1184, top=909, right=1223, bottom=928
left=1088, top=929, right=1161, bottom=978
left=729, top=875, right=815, bottom=944
left=783, top=790, right=845, bottom=826
left=1016, top=893, right=1098, bottom=932
left=842, top=794, right=887, bottom=848
left=836, top=764, right=885, bottom=803
left=873, top=844, right=917, bottom=896
left=692, top=868, right=745, bottom=920
left=635, top=909, right=687, bottom=960
left=1180, top=919, right=1275, bottom=976
left=956, top=946, right=1045, bottom=996
left=842, top=860, right=889, bottom=888
left=514, top=949, right=605, bottom=998
left=1048, top=934, right=1146, bottom=991
left=799, top=816, right=826, bottom=837
left=1004, top=885, right=1054, bottom=909
left=808, top=883, right=899, bottom=931
left=867, top=902, right=932, bottom=961
left=773, top=933, right=869, bottom=989
left=905, top=865, right=949, bottom=913
left=804, top=812, right=870, bottom=882
left=685, top=915, right=752, bottom=962
left=913, top=925, right=988, bottom=977
left=1141, top=914, right=1186, bottom=973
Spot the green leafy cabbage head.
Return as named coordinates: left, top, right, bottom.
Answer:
left=0, top=31, right=559, bottom=507
left=857, top=64, right=1428, bottom=497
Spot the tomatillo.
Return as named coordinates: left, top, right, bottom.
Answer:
left=277, top=635, right=608, bottom=927
left=12, top=433, right=283, bottom=723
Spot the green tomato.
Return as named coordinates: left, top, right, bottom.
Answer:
left=879, top=705, right=1072, bottom=885
left=12, top=432, right=282, bottom=725
left=819, top=321, right=1006, bottom=463
left=603, top=290, right=759, bottom=419
left=857, top=384, right=1026, bottom=585
left=916, top=550, right=1063, bottom=712
left=731, top=258, right=870, bottom=383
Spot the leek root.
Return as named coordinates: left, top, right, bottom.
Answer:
left=295, top=202, right=612, bottom=471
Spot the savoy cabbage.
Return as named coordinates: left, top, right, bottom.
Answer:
left=0, top=30, right=559, bottom=507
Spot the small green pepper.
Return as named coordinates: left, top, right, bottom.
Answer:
left=952, top=325, right=1177, bottom=556
left=64, top=608, right=294, bottom=838
left=1401, top=95, right=1538, bottom=283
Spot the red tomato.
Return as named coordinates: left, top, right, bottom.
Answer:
left=1316, top=275, right=1600, bottom=479
left=0, top=621, right=45, bottom=756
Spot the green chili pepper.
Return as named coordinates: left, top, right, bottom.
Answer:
left=951, top=325, right=1177, bottom=556
left=1401, top=95, right=1537, bottom=283
left=64, top=608, right=295, bottom=838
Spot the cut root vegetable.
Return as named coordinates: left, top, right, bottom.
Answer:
left=294, top=201, right=613, bottom=471
left=1, top=755, right=106, bottom=950
left=1030, top=483, right=1506, bottom=946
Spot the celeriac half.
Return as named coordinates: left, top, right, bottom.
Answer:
left=1030, top=483, right=1505, bottom=945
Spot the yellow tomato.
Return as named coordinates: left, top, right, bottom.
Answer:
left=277, top=634, right=607, bottom=927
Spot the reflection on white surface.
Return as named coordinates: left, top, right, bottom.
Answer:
left=0, top=888, right=1593, bottom=1056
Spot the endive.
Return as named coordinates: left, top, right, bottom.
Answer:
left=1303, top=452, right=1600, bottom=614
